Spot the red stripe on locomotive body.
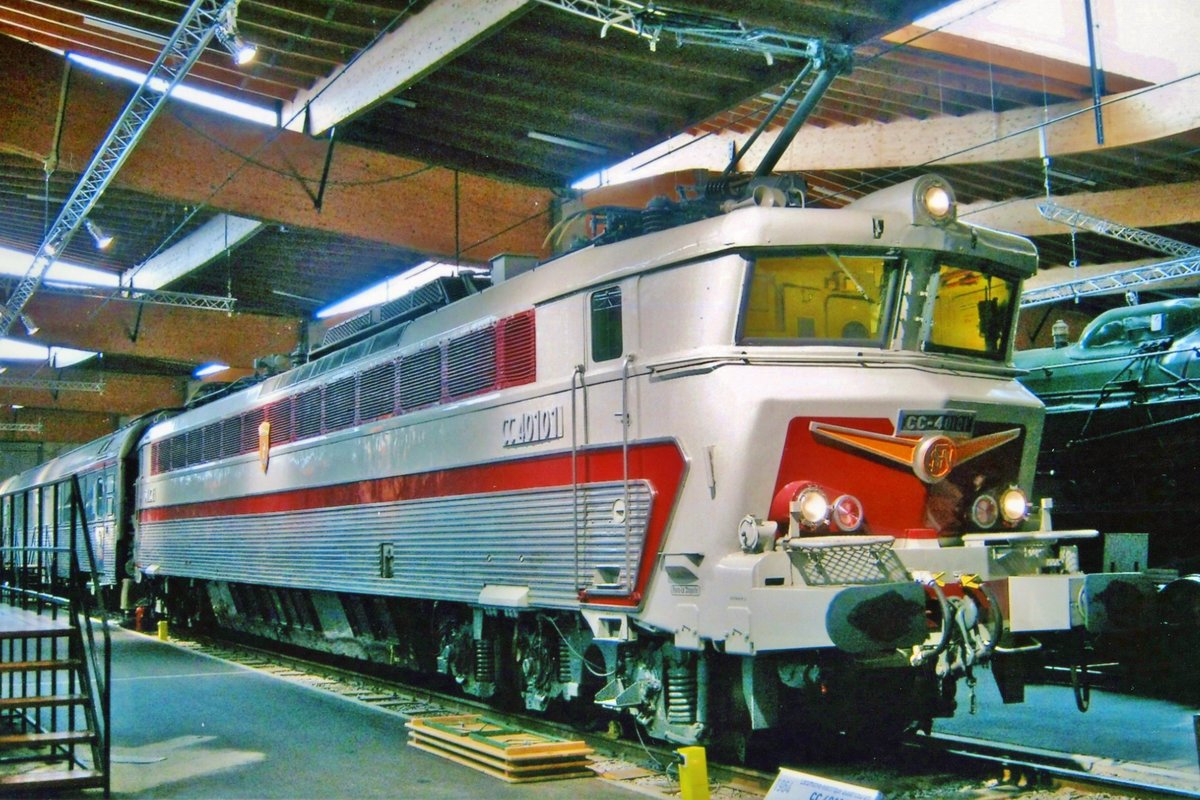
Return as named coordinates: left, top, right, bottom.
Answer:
left=774, top=417, right=1026, bottom=538
left=139, top=440, right=688, bottom=607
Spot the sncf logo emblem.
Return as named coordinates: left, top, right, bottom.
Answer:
left=810, top=422, right=1020, bottom=484
left=915, top=436, right=956, bottom=483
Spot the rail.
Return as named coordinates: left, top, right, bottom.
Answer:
left=0, top=474, right=111, bottom=796
left=911, top=731, right=1200, bottom=798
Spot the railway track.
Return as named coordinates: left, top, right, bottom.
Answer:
left=910, top=731, right=1200, bottom=799
left=155, top=627, right=1197, bottom=800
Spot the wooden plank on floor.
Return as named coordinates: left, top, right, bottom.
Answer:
left=408, top=715, right=593, bottom=761
left=406, top=714, right=595, bottom=783
left=409, top=739, right=595, bottom=784
left=407, top=731, right=592, bottom=773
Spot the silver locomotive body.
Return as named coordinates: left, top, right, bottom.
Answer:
left=123, top=176, right=1154, bottom=746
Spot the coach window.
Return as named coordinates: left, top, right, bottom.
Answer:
left=590, top=286, right=623, bottom=361
left=90, top=478, right=103, bottom=520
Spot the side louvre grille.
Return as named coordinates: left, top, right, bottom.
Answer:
left=498, top=311, right=536, bottom=387
left=399, top=347, right=442, bottom=409
left=150, top=310, right=538, bottom=475
left=268, top=400, right=294, bottom=444
left=222, top=416, right=242, bottom=458
left=324, top=377, right=357, bottom=431
left=201, top=422, right=222, bottom=462
left=295, top=388, right=322, bottom=440
left=359, top=362, right=396, bottom=422
left=447, top=327, right=496, bottom=399
left=241, top=408, right=265, bottom=454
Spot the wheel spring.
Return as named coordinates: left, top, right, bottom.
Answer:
left=557, top=641, right=573, bottom=684
left=474, top=639, right=495, bottom=684
left=666, top=663, right=697, bottom=724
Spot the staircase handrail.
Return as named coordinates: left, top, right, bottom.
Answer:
left=67, top=474, right=111, bottom=798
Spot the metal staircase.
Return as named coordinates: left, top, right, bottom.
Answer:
left=0, top=475, right=111, bottom=796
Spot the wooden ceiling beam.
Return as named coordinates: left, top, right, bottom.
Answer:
left=881, top=26, right=1146, bottom=94
left=125, top=215, right=265, bottom=291
left=19, top=294, right=301, bottom=372
left=281, top=0, right=533, bottom=136
left=0, top=40, right=553, bottom=262
left=627, top=76, right=1200, bottom=175
left=959, top=181, right=1200, bottom=237
left=858, top=48, right=1091, bottom=102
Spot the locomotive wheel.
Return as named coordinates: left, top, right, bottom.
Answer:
left=560, top=644, right=613, bottom=732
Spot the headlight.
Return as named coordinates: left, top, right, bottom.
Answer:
left=794, top=486, right=829, bottom=529
left=913, top=176, right=957, bottom=226
left=971, top=494, right=998, bottom=529
left=1000, top=486, right=1029, bottom=524
left=923, top=185, right=953, bottom=220
left=831, top=494, right=864, bottom=532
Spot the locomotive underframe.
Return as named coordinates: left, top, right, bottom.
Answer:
left=156, top=575, right=960, bottom=747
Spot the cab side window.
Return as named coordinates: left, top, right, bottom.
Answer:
left=590, top=286, right=623, bottom=362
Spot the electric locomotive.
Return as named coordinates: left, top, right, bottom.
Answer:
left=1, top=174, right=1155, bottom=751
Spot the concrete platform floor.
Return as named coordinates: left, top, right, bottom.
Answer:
left=106, top=628, right=640, bottom=799
left=935, top=670, right=1200, bottom=791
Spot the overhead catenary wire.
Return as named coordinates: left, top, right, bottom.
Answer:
left=595, top=0, right=1009, bottom=183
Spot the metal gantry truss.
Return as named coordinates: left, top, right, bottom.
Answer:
left=1020, top=253, right=1200, bottom=308
left=0, top=0, right=240, bottom=336
left=0, top=378, right=106, bottom=394
left=1021, top=202, right=1200, bottom=307
left=0, top=423, right=44, bottom=434
left=1037, top=201, right=1200, bottom=259
left=533, top=0, right=825, bottom=62
left=0, top=279, right=236, bottom=313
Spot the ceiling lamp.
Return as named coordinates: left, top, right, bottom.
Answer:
left=216, top=2, right=257, bottom=66
left=527, top=130, right=608, bottom=155
left=85, top=219, right=114, bottom=250
left=194, top=362, right=229, bottom=378
left=19, top=314, right=38, bottom=336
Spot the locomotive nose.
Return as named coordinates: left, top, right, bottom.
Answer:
left=826, top=582, right=928, bottom=653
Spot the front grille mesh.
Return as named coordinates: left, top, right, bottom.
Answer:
left=790, top=541, right=909, bottom=585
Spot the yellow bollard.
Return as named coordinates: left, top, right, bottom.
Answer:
left=676, top=746, right=709, bottom=800
left=157, top=620, right=169, bottom=641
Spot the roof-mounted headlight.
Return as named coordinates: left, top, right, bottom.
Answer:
left=915, top=176, right=956, bottom=226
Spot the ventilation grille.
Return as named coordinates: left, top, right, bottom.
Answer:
left=499, top=311, right=536, bottom=387
left=399, top=347, right=442, bottom=409
left=295, top=388, right=322, bottom=440
left=149, top=310, right=536, bottom=475
left=268, top=400, right=294, bottom=444
left=201, top=422, right=222, bottom=463
left=324, top=377, right=357, bottom=431
left=447, top=327, right=496, bottom=399
left=317, top=278, right=460, bottom=352
left=359, top=362, right=396, bottom=422
left=380, top=280, right=451, bottom=324
left=321, top=312, right=374, bottom=349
